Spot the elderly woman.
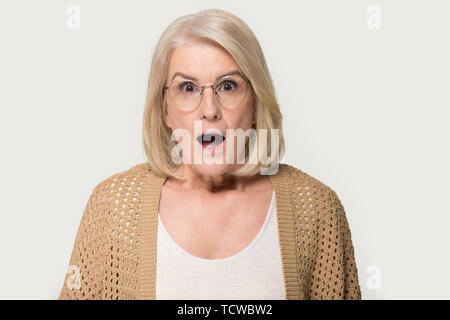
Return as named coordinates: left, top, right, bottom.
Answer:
left=59, top=9, right=361, bottom=300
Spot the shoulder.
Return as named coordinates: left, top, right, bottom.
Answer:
left=281, top=163, right=345, bottom=220
left=281, top=163, right=336, bottom=195
left=87, top=162, right=153, bottom=203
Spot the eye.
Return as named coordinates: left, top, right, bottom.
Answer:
left=217, top=80, right=238, bottom=92
left=177, top=81, right=199, bottom=93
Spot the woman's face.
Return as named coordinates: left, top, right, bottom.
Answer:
left=164, top=40, right=255, bottom=177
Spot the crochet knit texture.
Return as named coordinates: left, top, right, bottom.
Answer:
left=59, top=163, right=361, bottom=300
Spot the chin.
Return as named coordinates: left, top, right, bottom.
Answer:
left=190, top=163, right=231, bottom=177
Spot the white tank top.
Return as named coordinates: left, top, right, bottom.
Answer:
left=155, top=190, right=286, bottom=300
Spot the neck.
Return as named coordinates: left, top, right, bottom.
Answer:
left=165, top=164, right=260, bottom=194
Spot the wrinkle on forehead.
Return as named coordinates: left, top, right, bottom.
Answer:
left=167, top=41, right=241, bottom=84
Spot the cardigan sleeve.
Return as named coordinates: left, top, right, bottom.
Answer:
left=58, top=181, right=108, bottom=300
left=309, top=188, right=362, bottom=300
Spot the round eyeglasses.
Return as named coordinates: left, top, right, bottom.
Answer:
left=163, top=74, right=251, bottom=112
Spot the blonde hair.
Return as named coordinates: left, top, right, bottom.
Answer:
left=142, top=8, right=285, bottom=179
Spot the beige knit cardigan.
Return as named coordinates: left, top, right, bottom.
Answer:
left=58, top=162, right=361, bottom=300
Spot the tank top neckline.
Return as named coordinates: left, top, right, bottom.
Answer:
left=157, top=189, right=276, bottom=263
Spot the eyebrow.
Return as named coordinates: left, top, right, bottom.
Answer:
left=170, top=70, right=244, bottom=82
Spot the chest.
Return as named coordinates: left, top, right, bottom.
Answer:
left=158, top=186, right=274, bottom=259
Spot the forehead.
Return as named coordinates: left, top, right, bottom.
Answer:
left=167, top=42, right=242, bottom=83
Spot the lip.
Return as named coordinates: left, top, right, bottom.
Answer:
left=199, top=128, right=225, bottom=138
left=202, top=137, right=225, bottom=151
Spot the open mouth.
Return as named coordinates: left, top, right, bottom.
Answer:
left=196, top=133, right=226, bottom=149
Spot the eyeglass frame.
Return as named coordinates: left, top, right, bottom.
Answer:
left=162, top=74, right=252, bottom=111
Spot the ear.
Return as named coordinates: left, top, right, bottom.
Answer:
left=164, top=115, right=171, bottom=128
left=164, top=106, right=172, bottom=129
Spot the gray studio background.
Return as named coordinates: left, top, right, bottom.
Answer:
left=0, top=0, right=448, bottom=299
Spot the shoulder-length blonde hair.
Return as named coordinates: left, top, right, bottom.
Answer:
left=142, top=8, right=285, bottom=179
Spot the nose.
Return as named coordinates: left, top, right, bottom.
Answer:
left=198, top=85, right=221, bottom=121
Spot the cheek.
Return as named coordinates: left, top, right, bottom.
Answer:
left=165, top=103, right=185, bottom=128
left=165, top=108, right=197, bottom=140
left=234, top=101, right=255, bottom=127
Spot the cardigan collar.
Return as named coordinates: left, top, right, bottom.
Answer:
left=138, top=163, right=301, bottom=299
